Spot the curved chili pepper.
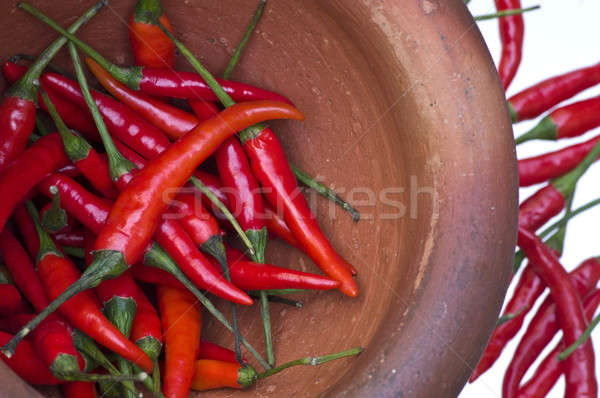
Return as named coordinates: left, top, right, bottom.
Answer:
left=515, top=95, right=600, bottom=144
left=494, top=0, right=524, bottom=90
left=12, top=204, right=40, bottom=257
left=0, top=228, right=49, bottom=312
left=61, top=381, right=97, bottom=398
left=40, top=72, right=171, bottom=160
left=519, top=135, right=600, bottom=187
left=517, top=227, right=597, bottom=397
left=517, top=289, right=600, bottom=398
left=128, top=0, right=174, bottom=68
left=0, top=330, right=60, bottom=385
left=2, top=62, right=99, bottom=142
left=198, top=341, right=239, bottom=364
left=86, top=58, right=198, bottom=139
left=158, top=285, right=202, bottom=398
left=40, top=89, right=116, bottom=198
left=0, top=1, right=105, bottom=172
left=0, top=133, right=69, bottom=233
left=502, top=257, right=600, bottom=398
left=508, top=61, right=600, bottom=122
left=6, top=202, right=154, bottom=374
left=264, top=205, right=302, bottom=249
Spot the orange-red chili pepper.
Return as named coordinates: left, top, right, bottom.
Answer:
left=158, top=285, right=202, bottom=398
left=191, top=360, right=253, bottom=391
left=128, top=0, right=174, bottom=69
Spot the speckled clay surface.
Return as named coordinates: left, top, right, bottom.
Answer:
left=0, top=0, right=517, bottom=397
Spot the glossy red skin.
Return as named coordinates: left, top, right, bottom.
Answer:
left=469, top=265, right=546, bottom=382
left=518, top=135, right=600, bottom=187
left=0, top=330, right=61, bottom=385
left=216, top=137, right=266, bottom=232
left=517, top=227, right=597, bottom=398
left=518, top=184, right=565, bottom=232
left=0, top=229, right=49, bottom=312
left=57, top=164, right=82, bottom=178
left=169, top=192, right=221, bottom=246
left=197, top=340, right=239, bottom=364
left=244, top=128, right=358, bottom=297
left=37, top=251, right=153, bottom=373
left=95, top=269, right=138, bottom=313
left=158, top=285, right=201, bottom=398
left=40, top=173, right=251, bottom=306
left=61, top=381, right=97, bottom=398
left=41, top=72, right=171, bottom=160
left=74, top=148, right=118, bottom=199
left=0, top=97, right=36, bottom=173
left=0, top=133, right=69, bottom=233
left=53, top=229, right=87, bottom=248
left=264, top=205, right=302, bottom=250
left=189, top=100, right=220, bottom=121
left=94, top=101, right=302, bottom=266
left=128, top=12, right=175, bottom=69
left=131, top=285, right=162, bottom=345
left=30, top=317, right=86, bottom=374
left=138, top=67, right=292, bottom=104
left=509, top=62, right=600, bottom=122
left=0, top=284, right=23, bottom=317
left=551, top=96, right=600, bottom=139
left=517, top=290, right=600, bottom=398
left=495, top=0, right=524, bottom=90
left=2, top=62, right=99, bottom=142
left=86, top=58, right=198, bottom=139
left=503, top=258, right=600, bottom=398
left=13, top=204, right=40, bottom=256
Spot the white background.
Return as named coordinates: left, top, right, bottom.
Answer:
left=459, top=1, right=600, bottom=397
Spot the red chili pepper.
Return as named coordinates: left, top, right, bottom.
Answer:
left=0, top=1, right=105, bottom=172
left=518, top=185, right=566, bottom=232
left=40, top=71, right=171, bottom=160
left=0, top=330, right=60, bottom=385
left=191, top=360, right=253, bottom=391
left=2, top=62, right=99, bottom=143
left=508, top=62, right=600, bottom=122
left=197, top=340, right=239, bottom=364
left=40, top=89, right=117, bottom=198
left=11, top=202, right=154, bottom=374
left=0, top=228, right=49, bottom=312
left=61, top=381, right=97, bottom=398
left=12, top=204, right=40, bottom=257
left=158, top=285, right=202, bottom=398
left=264, top=205, right=302, bottom=250
left=86, top=58, right=198, bottom=139
left=517, top=227, right=597, bottom=397
left=519, top=135, right=600, bottom=187
left=515, top=95, right=600, bottom=144
left=0, top=283, right=23, bottom=317
left=0, top=133, right=69, bottom=233
left=131, top=286, right=162, bottom=362
left=54, top=229, right=87, bottom=248
left=503, top=257, right=600, bottom=398
left=494, top=0, right=524, bottom=90
left=19, top=3, right=293, bottom=105
left=189, top=100, right=220, bottom=121
left=128, top=0, right=174, bottom=69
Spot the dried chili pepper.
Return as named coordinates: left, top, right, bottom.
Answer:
left=158, top=285, right=202, bottom=398
left=0, top=0, right=105, bottom=172
left=517, top=227, right=597, bottom=397
left=128, top=0, right=174, bottom=68
left=494, top=0, right=524, bottom=90
left=508, top=61, right=600, bottom=123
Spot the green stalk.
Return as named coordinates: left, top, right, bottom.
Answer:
left=10, top=53, right=73, bottom=77
left=558, top=308, right=600, bottom=361
left=553, top=138, right=600, bottom=198
left=41, top=185, right=68, bottom=234
left=9, top=0, right=106, bottom=101
left=514, top=117, right=557, bottom=145
left=291, top=163, right=360, bottom=222
left=248, top=294, right=303, bottom=308
left=473, top=5, right=540, bottom=21
left=62, top=246, right=86, bottom=259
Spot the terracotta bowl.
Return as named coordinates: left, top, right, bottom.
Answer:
left=0, top=0, right=518, bottom=396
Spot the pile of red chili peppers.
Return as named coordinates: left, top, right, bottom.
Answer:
left=466, top=2, right=600, bottom=398
left=0, top=1, right=365, bottom=396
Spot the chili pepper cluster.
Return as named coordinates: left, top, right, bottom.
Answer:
left=466, top=2, right=600, bottom=397
left=0, top=1, right=364, bottom=397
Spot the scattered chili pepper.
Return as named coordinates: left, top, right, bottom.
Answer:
left=508, top=61, right=600, bottom=122
left=0, top=330, right=60, bottom=385
left=517, top=227, right=597, bottom=397
left=157, top=23, right=358, bottom=296
left=158, top=285, right=202, bottom=398
left=0, top=0, right=105, bottom=172
left=515, top=95, right=600, bottom=145
left=0, top=133, right=69, bottom=233
left=128, top=0, right=174, bottom=68
left=502, top=257, right=600, bottom=398
left=494, top=0, right=524, bottom=90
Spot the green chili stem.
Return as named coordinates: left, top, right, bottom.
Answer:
left=496, top=306, right=528, bottom=327
left=222, top=0, right=267, bottom=79
left=558, top=312, right=600, bottom=361
left=10, top=53, right=73, bottom=77
left=256, top=347, right=363, bottom=379
left=473, top=5, right=540, bottom=21
left=553, top=139, right=600, bottom=199
left=62, top=246, right=86, bottom=259
left=41, top=185, right=68, bottom=234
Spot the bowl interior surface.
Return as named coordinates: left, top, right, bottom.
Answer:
left=0, top=1, right=517, bottom=397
